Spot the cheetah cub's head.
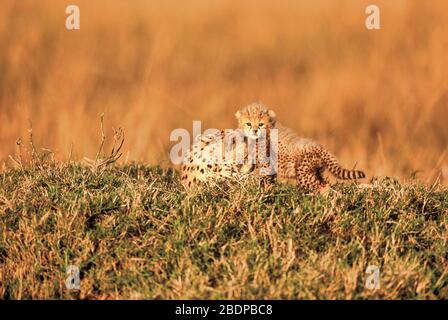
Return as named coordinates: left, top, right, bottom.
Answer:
left=235, top=102, right=276, bottom=140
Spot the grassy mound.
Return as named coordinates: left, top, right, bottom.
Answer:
left=0, top=163, right=447, bottom=299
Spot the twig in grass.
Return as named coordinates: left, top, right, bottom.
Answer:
left=68, top=142, right=74, bottom=164
left=84, top=114, right=125, bottom=172
left=28, top=120, right=42, bottom=166
left=8, top=138, right=24, bottom=170
left=95, top=113, right=106, bottom=164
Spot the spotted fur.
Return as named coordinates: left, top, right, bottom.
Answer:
left=180, top=129, right=253, bottom=190
left=235, top=102, right=365, bottom=193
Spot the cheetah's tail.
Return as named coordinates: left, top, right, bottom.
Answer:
left=322, top=150, right=365, bottom=180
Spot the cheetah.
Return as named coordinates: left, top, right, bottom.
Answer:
left=180, top=128, right=255, bottom=190
left=179, top=108, right=278, bottom=190
left=234, top=102, right=365, bottom=193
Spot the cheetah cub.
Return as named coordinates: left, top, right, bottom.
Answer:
left=235, top=102, right=365, bottom=193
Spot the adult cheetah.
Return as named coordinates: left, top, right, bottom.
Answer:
left=179, top=129, right=256, bottom=189
left=179, top=106, right=278, bottom=190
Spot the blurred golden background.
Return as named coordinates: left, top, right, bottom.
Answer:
left=0, top=0, right=447, bottom=183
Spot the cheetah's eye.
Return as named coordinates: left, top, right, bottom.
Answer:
left=245, top=122, right=251, bottom=127
left=259, top=123, right=264, bottom=128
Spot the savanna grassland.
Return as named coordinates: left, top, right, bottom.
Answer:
left=0, top=161, right=447, bottom=299
left=0, top=0, right=447, bottom=182
left=0, top=0, right=447, bottom=299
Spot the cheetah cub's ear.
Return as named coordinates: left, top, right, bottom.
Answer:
left=268, top=109, right=277, bottom=125
left=235, top=110, right=242, bottom=120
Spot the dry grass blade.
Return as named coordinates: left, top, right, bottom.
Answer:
left=8, top=139, right=24, bottom=170
left=97, top=127, right=125, bottom=168
left=95, top=113, right=106, bottom=163
left=84, top=115, right=125, bottom=172
left=28, top=121, right=42, bottom=167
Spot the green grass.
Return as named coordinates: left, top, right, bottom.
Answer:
left=0, top=163, right=447, bottom=299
